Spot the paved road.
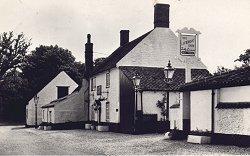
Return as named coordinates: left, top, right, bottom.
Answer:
left=0, top=125, right=250, bottom=155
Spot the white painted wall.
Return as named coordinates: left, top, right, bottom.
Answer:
left=117, top=27, right=206, bottom=69
left=26, top=71, right=78, bottom=126
left=220, top=86, right=250, bottom=102
left=190, top=90, right=212, bottom=131
left=143, top=91, right=180, bottom=122
left=42, top=107, right=55, bottom=123
left=89, top=68, right=120, bottom=123
left=54, top=79, right=89, bottom=123
left=214, top=86, right=250, bottom=135
left=169, top=92, right=182, bottom=130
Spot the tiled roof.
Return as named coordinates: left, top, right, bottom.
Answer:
left=92, top=30, right=153, bottom=75
left=182, top=66, right=250, bottom=91
left=41, top=92, right=78, bottom=108
left=119, top=66, right=210, bottom=91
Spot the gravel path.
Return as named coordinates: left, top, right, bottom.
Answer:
left=0, top=126, right=249, bottom=155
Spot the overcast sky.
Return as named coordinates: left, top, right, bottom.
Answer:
left=1, top=0, right=250, bottom=72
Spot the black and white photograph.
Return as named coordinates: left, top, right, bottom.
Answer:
left=0, top=0, right=250, bottom=155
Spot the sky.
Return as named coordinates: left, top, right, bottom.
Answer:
left=1, top=0, right=250, bottom=73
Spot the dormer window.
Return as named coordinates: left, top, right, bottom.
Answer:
left=57, top=86, right=69, bottom=99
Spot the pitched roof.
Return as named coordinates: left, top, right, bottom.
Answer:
left=182, top=66, right=250, bottom=91
left=92, top=30, right=153, bottom=75
left=41, top=92, right=78, bottom=108
left=119, top=66, right=210, bottom=91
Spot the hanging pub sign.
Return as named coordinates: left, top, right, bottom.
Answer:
left=180, top=35, right=196, bottom=56
left=176, top=27, right=201, bottom=57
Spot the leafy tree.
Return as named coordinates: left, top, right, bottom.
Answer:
left=0, top=69, right=27, bottom=121
left=21, top=45, right=85, bottom=101
left=0, top=32, right=31, bottom=80
left=234, top=49, right=250, bottom=66
left=94, top=57, right=106, bottom=67
left=156, top=93, right=167, bottom=119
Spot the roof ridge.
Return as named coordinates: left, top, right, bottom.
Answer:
left=92, top=29, right=153, bottom=74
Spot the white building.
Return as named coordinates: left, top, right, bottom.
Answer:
left=26, top=71, right=78, bottom=126
left=41, top=79, right=89, bottom=128
left=87, top=4, right=210, bottom=134
left=182, top=66, right=250, bottom=146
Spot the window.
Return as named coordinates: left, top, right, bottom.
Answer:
left=91, top=77, right=96, bottom=91
left=106, top=102, right=110, bottom=122
left=49, top=111, right=52, bottom=122
left=97, top=85, right=102, bottom=95
left=106, top=72, right=110, bottom=88
left=42, top=110, right=45, bottom=119
left=57, top=86, right=69, bottom=99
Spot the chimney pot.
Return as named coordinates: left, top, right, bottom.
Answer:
left=120, top=30, right=129, bottom=46
left=154, top=4, right=170, bottom=28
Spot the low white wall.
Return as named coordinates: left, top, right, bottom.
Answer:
left=190, top=90, right=212, bottom=131
left=214, top=86, right=250, bottom=135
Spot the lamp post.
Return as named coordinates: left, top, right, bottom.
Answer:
left=34, top=94, right=39, bottom=128
left=163, top=60, right=175, bottom=121
left=132, top=73, right=141, bottom=133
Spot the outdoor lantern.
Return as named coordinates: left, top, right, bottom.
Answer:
left=164, top=60, right=175, bottom=82
left=34, top=94, right=39, bottom=104
left=33, top=94, right=39, bottom=128
left=132, top=73, right=141, bottom=89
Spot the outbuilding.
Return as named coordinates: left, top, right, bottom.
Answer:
left=182, top=66, right=250, bottom=146
left=26, top=71, right=78, bottom=126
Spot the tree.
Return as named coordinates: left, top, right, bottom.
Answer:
left=0, top=69, right=27, bottom=121
left=94, top=57, right=106, bottom=67
left=234, top=49, right=250, bottom=66
left=21, top=45, right=85, bottom=101
left=0, top=32, right=31, bottom=80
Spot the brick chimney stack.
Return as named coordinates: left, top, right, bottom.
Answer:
left=120, top=30, right=129, bottom=46
left=154, top=4, right=170, bottom=28
left=84, top=34, right=93, bottom=79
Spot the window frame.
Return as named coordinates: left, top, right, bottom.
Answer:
left=106, top=72, right=110, bottom=88
left=91, top=77, right=96, bottom=91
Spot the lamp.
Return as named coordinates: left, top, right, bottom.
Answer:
left=33, top=94, right=39, bottom=128
left=132, top=73, right=141, bottom=90
left=164, top=60, right=175, bottom=83
left=132, top=73, right=141, bottom=133
left=163, top=60, right=175, bottom=121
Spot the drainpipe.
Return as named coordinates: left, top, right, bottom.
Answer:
left=211, top=89, right=215, bottom=133
left=140, top=90, right=143, bottom=114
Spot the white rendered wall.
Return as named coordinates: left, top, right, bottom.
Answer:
left=117, top=28, right=206, bottom=69
left=143, top=91, right=180, bottom=121
left=215, top=86, right=250, bottom=135
left=54, top=79, right=89, bottom=123
left=26, top=71, right=78, bottom=126
left=169, top=92, right=182, bottom=130
left=190, top=90, right=212, bottom=131
left=42, top=107, right=55, bottom=123
left=89, top=68, right=120, bottom=123
left=220, top=86, right=250, bottom=102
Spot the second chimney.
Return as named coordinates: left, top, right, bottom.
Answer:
left=120, top=30, right=129, bottom=46
left=154, top=4, right=170, bottom=28
left=84, top=34, right=93, bottom=79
